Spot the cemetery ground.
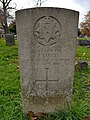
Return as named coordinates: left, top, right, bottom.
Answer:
left=0, top=39, right=90, bottom=120
left=78, top=37, right=90, bottom=41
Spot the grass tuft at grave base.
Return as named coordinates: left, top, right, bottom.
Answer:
left=78, top=37, right=90, bottom=41
left=0, top=39, right=90, bottom=120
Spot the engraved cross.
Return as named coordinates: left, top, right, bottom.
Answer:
left=36, top=68, right=59, bottom=102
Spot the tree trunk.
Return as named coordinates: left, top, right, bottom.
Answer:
left=3, top=2, right=8, bottom=34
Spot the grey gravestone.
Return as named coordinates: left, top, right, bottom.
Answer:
left=78, top=40, right=90, bottom=46
left=5, top=34, right=15, bottom=46
left=16, top=7, right=79, bottom=114
left=78, top=60, right=88, bottom=69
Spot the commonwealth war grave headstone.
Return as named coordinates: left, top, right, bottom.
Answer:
left=16, top=7, right=79, bottom=114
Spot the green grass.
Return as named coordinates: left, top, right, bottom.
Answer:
left=0, top=39, right=22, bottom=119
left=78, top=37, right=90, bottom=41
left=0, top=39, right=90, bottom=120
left=76, top=46, right=90, bottom=62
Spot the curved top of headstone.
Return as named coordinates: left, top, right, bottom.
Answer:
left=16, top=7, right=79, bottom=13
left=16, top=7, right=79, bottom=46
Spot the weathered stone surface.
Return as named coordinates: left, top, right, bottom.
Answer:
left=5, top=34, right=15, bottom=46
left=16, top=7, right=79, bottom=114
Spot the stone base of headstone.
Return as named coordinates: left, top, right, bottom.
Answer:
left=5, top=34, right=15, bottom=46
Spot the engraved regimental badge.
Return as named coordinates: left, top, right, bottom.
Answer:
left=33, top=16, right=62, bottom=46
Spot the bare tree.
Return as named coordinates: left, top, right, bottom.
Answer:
left=0, top=0, right=14, bottom=34
left=33, top=0, right=47, bottom=7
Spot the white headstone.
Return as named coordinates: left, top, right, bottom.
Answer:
left=16, top=7, right=79, bottom=114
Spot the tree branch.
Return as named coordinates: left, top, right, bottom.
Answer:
left=0, top=0, right=3, bottom=3
left=7, top=7, right=15, bottom=9
left=41, top=0, right=47, bottom=4
left=6, top=0, right=12, bottom=7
